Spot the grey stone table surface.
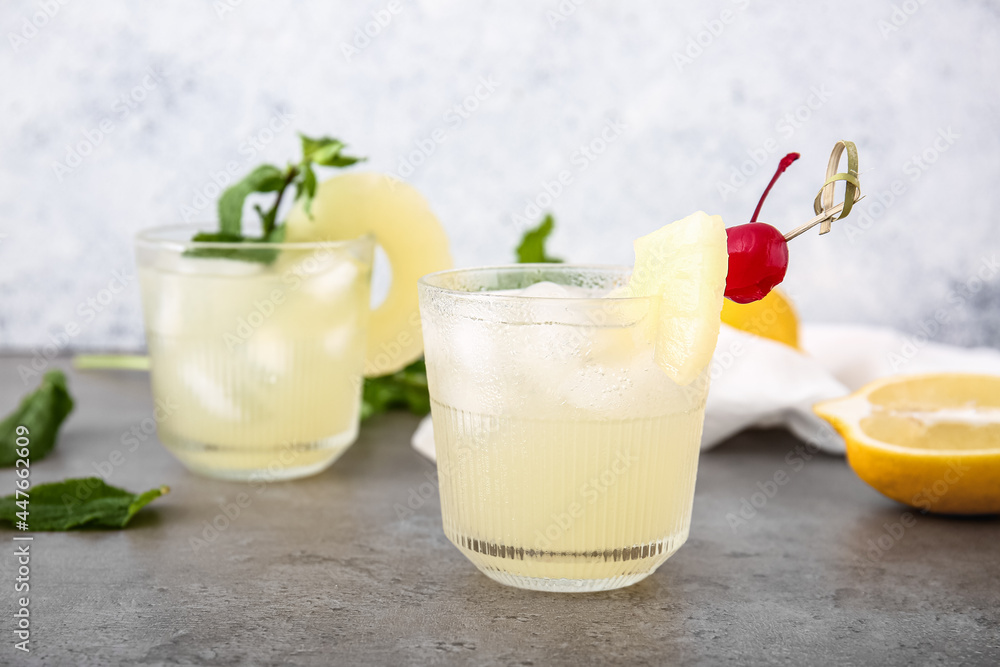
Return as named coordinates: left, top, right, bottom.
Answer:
left=1, top=356, right=998, bottom=667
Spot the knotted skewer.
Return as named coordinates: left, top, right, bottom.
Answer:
left=783, top=140, right=862, bottom=241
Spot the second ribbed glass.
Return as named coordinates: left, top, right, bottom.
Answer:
left=418, top=266, right=709, bottom=593
left=136, top=225, right=374, bottom=481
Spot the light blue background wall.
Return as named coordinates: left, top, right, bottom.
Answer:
left=1, top=0, right=998, bottom=351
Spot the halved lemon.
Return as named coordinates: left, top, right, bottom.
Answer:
left=286, top=173, right=453, bottom=376
left=625, top=211, right=729, bottom=385
left=721, top=288, right=799, bottom=349
left=814, top=373, right=1000, bottom=514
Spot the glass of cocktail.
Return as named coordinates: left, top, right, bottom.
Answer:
left=136, top=225, right=374, bottom=481
left=419, top=263, right=713, bottom=592
left=416, top=141, right=862, bottom=592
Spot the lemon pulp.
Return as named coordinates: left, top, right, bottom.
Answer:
left=815, top=373, right=1000, bottom=514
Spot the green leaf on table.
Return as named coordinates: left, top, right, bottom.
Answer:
left=0, top=478, right=167, bottom=531
left=516, top=213, right=563, bottom=264
left=0, top=370, right=74, bottom=467
left=300, top=134, right=365, bottom=168
left=362, top=359, right=431, bottom=421
left=217, top=164, right=285, bottom=236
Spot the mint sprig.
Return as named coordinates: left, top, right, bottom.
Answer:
left=187, top=133, right=364, bottom=263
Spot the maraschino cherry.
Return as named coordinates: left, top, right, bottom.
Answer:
left=724, top=153, right=798, bottom=304
left=723, top=140, right=861, bottom=304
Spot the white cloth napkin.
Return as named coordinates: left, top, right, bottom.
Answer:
left=411, top=323, right=1000, bottom=460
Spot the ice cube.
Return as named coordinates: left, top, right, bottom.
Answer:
left=426, top=317, right=509, bottom=414
left=554, top=362, right=630, bottom=414
left=243, top=329, right=292, bottom=377
left=552, top=349, right=684, bottom=418
left=300, top=259, right=360, bottom=302
left=179, top=360, right=243, bottom=421
left=322, top=325, right=357, bottom=357
left=141, top=253, right=273, bottom=337
left=493, top=281, right=595, bottom=300
left=162, top=253, right=265, bottom=277
left=440, top=318, right=496, bottom=379
left=518, top=281, right=571, bottom=298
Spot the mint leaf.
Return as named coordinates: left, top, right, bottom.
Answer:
left=296, top=161, right=318, bottom=216
left=190, top=231, right=243, bottom=243
left=0, top=370, right=74, bottom=467
left=300, top=134, right=342, bottom=160
left=516, top=214, right=563, bottom=263
left=185, top=227, right=285, bottom=264
left=218, top=164, right=285, bottom=236
left=300, top=134, right=364, bottom=167
left=0, top=478, right=167, bottom=531
left=361, top=359, right=430, bottom=421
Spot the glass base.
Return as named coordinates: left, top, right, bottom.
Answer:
left=479, top=569, right=653, bottom=593
left=181, top=456, right=343, bottom=482
left=161, top=426, right=358, bottom=482
left=448, top=529, right=687, bottom=593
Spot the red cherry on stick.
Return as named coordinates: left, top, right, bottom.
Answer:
left=724, top=152, right=799, bottom=304
left=725, top=223, right=789, bottom=304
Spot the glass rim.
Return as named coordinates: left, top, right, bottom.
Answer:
left=135, top=224, right=375, bottom=252
left=418, top=264, right=649, bottom=303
